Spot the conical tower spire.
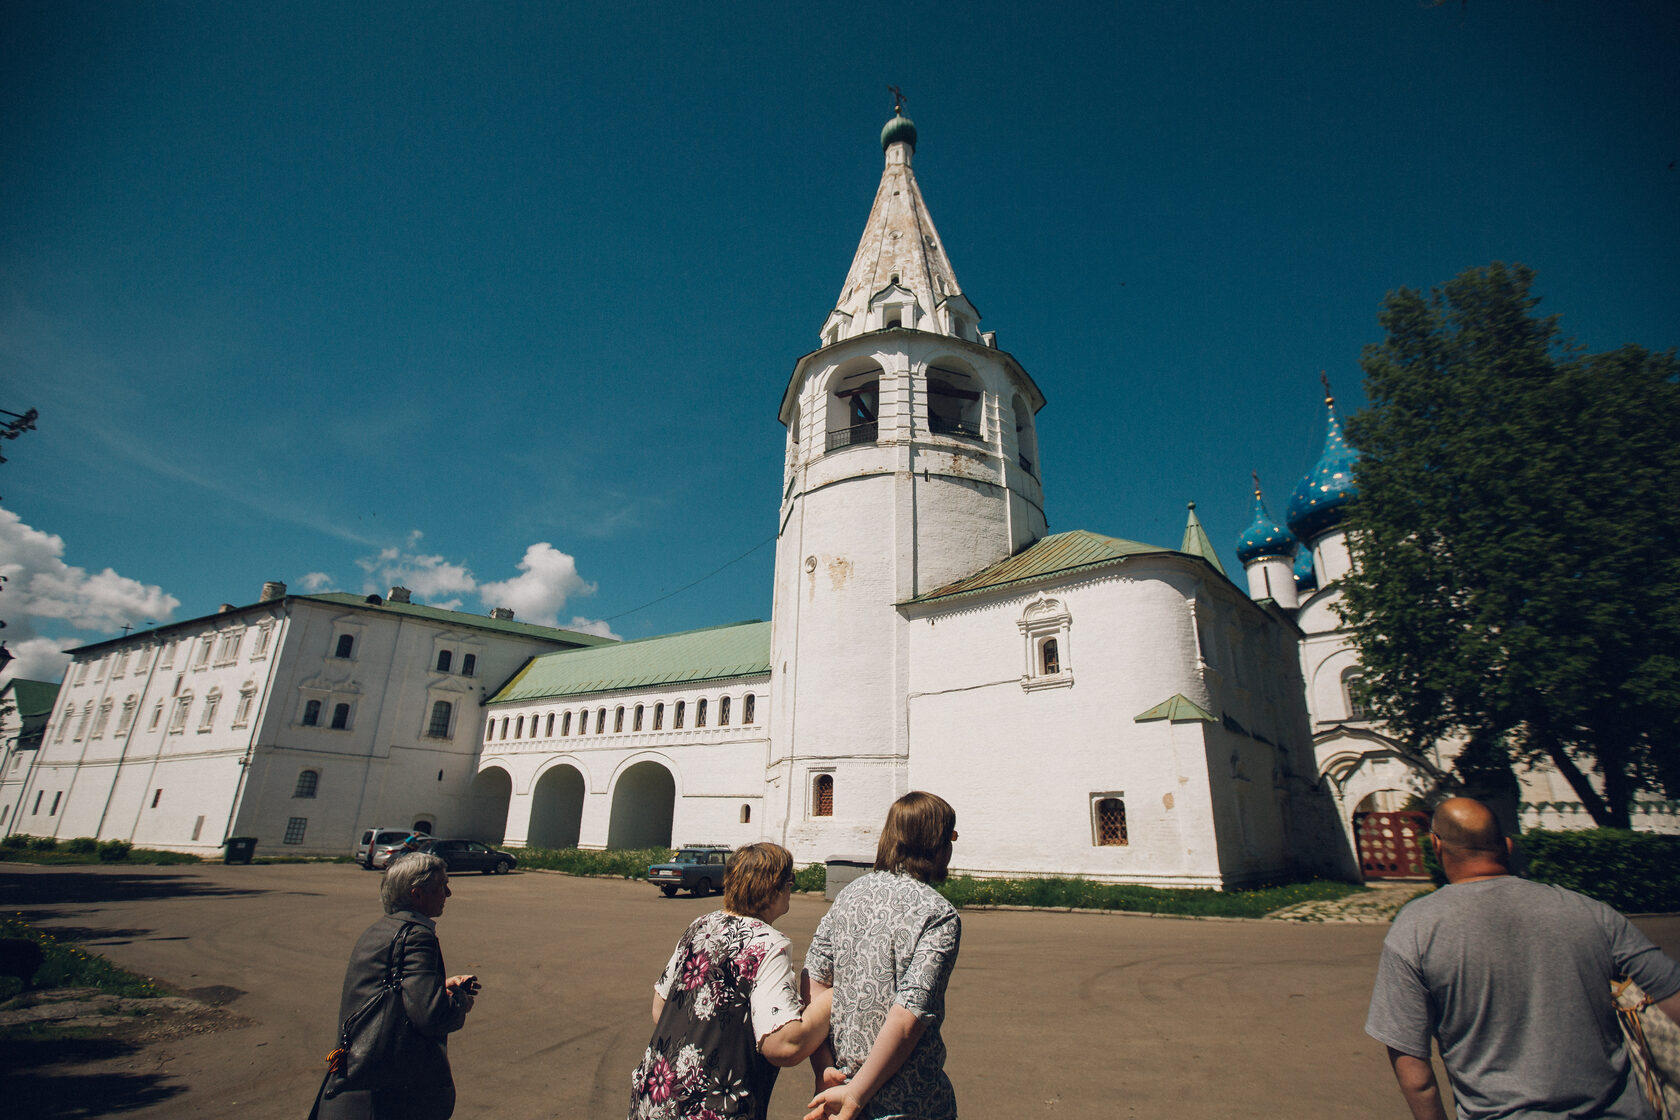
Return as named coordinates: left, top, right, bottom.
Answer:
left=821, top=97, right=983, bottom=346
left=1180, top=501, right=1228, bottom=577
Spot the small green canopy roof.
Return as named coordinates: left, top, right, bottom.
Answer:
left=1133, top=694, right=1217, bottom=723
left=490, top=620, right=770, bottom=703
left=4, top=679, right=60, bottom=717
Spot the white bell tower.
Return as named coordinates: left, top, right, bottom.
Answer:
left=764, top=106, right=1049, bottom=861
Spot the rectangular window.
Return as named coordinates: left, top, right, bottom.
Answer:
left=93, top=702, right=112, bottom=737
left=74, top=661, right=89, bottom=684
left=284, top=817, right=307, bottom=845
left=116, top=700, right=137, bottom=735
left=428, top=701, right=453, bottom=738
left=199, top=694, right=220, bottom=731
left=195, top=638, right=212, bottom=668
left=169, top=697, right=192, bottom=733
left=50, top=791, right=62, bottom=815
left=148, top=703, right=164, bottom=732
left=160, top=642, right=176, bottom=669
left=192, top=815, right=205, bottom=841
left=151, top=789, right=162, bottom=808
left=252, top=622, right=273, bottom=658
left=233, top=690, right=255, bottom=727
left=461, top=653, right=476, bottom=677
left=33, top=791, right=43, bottom=814
left=113, top=650, right=129, bottom=678
left=95, top=657, right=109, bottom=682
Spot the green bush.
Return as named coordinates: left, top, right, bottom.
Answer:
left=62, top=837, right=98, bottom=854
left=793, top=863, right=826, bottom=893
left=1521, top=829, right=1680, bottom=913
left=1, top=834, right=28, bottom=849
left=935, top=874, right=1364, bottom=918
left=97, top=839, right=132, bottom=862
left=517, top=846, right=671, bottom=878
left=28, top=836, right=57, bottom=851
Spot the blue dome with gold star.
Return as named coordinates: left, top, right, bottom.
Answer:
left=1235, top=482, right=1295, bottom=564
left=1287, top=391, right=1358, bottom=541
left=1294, top=545, right=1318, bottom=594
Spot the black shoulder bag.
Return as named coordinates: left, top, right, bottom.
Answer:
left=322, top=922, right=430, bottom=1099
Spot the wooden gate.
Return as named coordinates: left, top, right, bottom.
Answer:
left=1354, top=810, right=1428, bottom=879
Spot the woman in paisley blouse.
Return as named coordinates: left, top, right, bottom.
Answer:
left=629, top=841, right=833, bottom=1120
left=804, top=792, right=961, bottom=1120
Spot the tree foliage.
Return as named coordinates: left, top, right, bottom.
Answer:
left=1339, top=263, right=1680, bottom=827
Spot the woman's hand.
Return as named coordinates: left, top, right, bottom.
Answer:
left=445, top=974, right=479, bottom=1014
left=805, top=1083, right=862, bottom=1120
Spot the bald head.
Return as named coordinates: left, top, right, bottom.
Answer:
left=1430, top=797, right=1510, bottom=876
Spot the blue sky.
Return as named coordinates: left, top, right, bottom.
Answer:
left=3, top=1, right=1676, bottom=681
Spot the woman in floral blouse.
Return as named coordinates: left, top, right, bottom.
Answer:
left=630, top=842, right=833, bottom=1120
left=803, top=792, right=961, bottom=1120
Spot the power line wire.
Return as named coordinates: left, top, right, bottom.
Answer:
left=601, top=534, right=776, bottom=623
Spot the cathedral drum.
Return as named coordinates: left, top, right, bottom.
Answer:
left=1353, top=810, right=1428, bottom=879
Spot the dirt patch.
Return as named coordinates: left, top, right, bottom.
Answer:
left=0, top=986, right=249, bottom=1043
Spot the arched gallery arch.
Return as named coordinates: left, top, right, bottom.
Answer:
left=469, top=765, right=513, bottom=844
left=607, top=758, right=676, bottom=850
left=528, top=762, right=587, bottom=849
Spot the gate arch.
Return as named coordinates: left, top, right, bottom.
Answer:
left=469, top=766, right=513, bottom=844
left=528, top=763, right=586, bottom=849
left=607, top=760, right=676, bottom=850
left=1353, top=790, right=1427, bottom=879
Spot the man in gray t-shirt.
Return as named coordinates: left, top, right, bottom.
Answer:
left=1365, top=797, right=1680, bottom=1120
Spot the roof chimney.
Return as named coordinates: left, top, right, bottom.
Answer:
left=387, top=586, right=412, bottom=604
left=488, top=607, right=515, bottom=621
left=218, top=603, right=236, bottom=614
left=260, top=581, right=286, bottom=602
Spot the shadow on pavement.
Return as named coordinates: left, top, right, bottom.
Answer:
left=0, top=1062, right=184, bottom=1117
left=20, top=925, right=158, bottom=945
left=0, top=869, right=265, bottom=907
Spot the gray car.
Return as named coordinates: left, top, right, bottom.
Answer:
left=647, top=845, right=733, bottom=897
left=419, top=838, right=517, bottom=875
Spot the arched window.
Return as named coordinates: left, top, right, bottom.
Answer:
left=515, top=715, right=524, bottom=737
left=743, top=694, right=756, bottom=724
left=634, top=704, right=644, bottom=731
left=330, top=703, right=351, bottom=730
left=1013, top=392, right=1038, bottom=477
left=530, top=715, right=540, bottom=738
left=1095, top=798, right=1128, bottom=846
left=562, top=710, right=573, bottom=736
left=927, top=368, right=981, bottom=439
left=1343, top=670, right=1371, bottom=721
left=674, top=701, right=685, bottom=729
left=334, top=634, right=355, bottom=659
left=813, top=774, right=834, bottom=817
left=696, top=699, right=708, bottom=727
left=428, top=701, right=453, bottom=738
left=545, top=712, right=554, bottom=736
left=597, top=707, right=607, bottom=734
left=500, top=717, right=510, bottom=739
left=1041, top=638, right=1060, bottom=676
left=654, top=703, right=664, bottom=730
left=461, top=654, right=476, bottom=677
left=302, top=699, right=322, bottom=727
left=615, top=706, right=625, bottom=732
left=294, top=770, right=320, bottom=798
left=829, top=371, right=881, bottom=452
left=740, top=804, right=751, bottom=824
left=436, top=650, right=452, bottom=672
left=578, top=709, right=588, bottom=735
left=719, top=696, right=731, bottom=726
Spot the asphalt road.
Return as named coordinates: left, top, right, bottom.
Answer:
left=3, top=862, right=1676, bottom=1120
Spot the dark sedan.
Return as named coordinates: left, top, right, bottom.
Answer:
left=418, top=838, right=518, bottom=875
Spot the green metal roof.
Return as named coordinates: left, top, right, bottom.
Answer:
left=1134, top=694, right=1218, bottom=723
left=1179, top=502, right=1228, bottom=577
left=904, top=530, right=1174, bottom=606
left=3, top=678, right=61, bottom=717
left=297, top=593, right=617, bottom=647
left=489, top=620, right=770, bottom=703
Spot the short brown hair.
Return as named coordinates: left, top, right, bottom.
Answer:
left=724, top=842, right=794, bottom=918
left=874, top=791, right=956, bottom=883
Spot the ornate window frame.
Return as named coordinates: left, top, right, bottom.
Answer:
left=1018, top=595, right=1074, bottom=691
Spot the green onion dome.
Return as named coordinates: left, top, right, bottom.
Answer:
left=881, top=112, right=917, bottom=152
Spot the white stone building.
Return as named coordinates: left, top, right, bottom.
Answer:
left=14, top=584, right=608, bottom=855
left=1, top=677, right=59, bottom=834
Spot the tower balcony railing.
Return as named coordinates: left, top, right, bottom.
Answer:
left=927, top=414, right=984, bottom=441
left=826, top=422, right=879, bottom=453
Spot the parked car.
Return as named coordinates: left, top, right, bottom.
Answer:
left=419, top=838, right=518, bottom=875
left=647, top=845, right=733, bottom=897
left=355, top=827, right=433, bottom=870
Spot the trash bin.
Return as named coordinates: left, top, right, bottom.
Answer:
left=224, top=836, right=257, bottom=864
left=824, top=856, right=872, bottom=901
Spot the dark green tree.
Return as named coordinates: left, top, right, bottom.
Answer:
left=1339, top=263, right=1680, bottom=828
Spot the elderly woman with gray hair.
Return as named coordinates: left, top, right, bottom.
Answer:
left=314, top=851, right=479, bottom=1120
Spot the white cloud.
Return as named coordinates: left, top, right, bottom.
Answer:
left=0, top=508, right=180, bottom=682
left=352, top=536, right=597, bottom=628
left=564, top=616, right=621, bottom=641
left=299, top=571, right=335, bottom=592
left=478, top=543, right=596, bottom=628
